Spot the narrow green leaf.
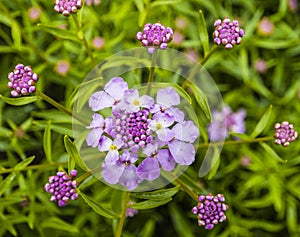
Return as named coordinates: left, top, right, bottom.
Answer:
left=150, top=0, right=182, bottom=7
left=0, top=173, right=16, bottom=196
left=188, top=83, right=211, bottom=120
left=41, top=217, right=79, bottom=233
left=207, top=147, right=221, bottom=180
left=229, top=132, right=251, bottom=140
left=198, top=10, right=209, bottom=56
left=0, top=95, right=37, bottom=106
left=15, top=156, right=35, bottom=170
left=286, top=196, right=297, bottom=233
left=37, top=23, right=80, bottom=42
left=11, top=21, right=22, bottom=49
left=64, top=135, right=88, bottom=171
left=139, top=219, right=156, bottom=237
left=78, top=190, right=118, bottom=219
left=250, top=105, right=272, bottom=138
left=169, top=204, right=194, bottom=237
left=0, top=214, right=17, bottom=236
left=260, top=142, right=287, bottom=163
left=43, top=120, right=52, bottom=163
left=133, top=0, right=144, bottom=12
left=129, top=198, right=172, bottom=210
left=130, top=186, right=179, bottom=200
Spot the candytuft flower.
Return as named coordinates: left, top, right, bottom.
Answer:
left=208, top=105, right=246, bottom=141
left=8, top=64, right=38, bottom=97
left=54, top=0, right=82, bottom=16
left=85, top=0, right=101, bottom=6
left=191, top=194, right=228, bottom=230
left=213, top=17, right=244, bottom=49
left=257, top=17, right=274, bottom=36
left=136, top=22, right=174, bottom=54
left=44, top=170, right=78, bottom=207
left=87, top=77, right=199, bottom=190
left=274, top=121, right=298, bottom=147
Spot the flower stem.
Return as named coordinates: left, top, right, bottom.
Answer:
left=182, top=45, right=218, bottom=89
left=76, top=171, right=92, bottom=184
left=175, top=177, right=199, bottom=201
left=146, top=50, right=158, bottom=95
left=36, top=91, right=89, bottom=125
left=115, top=191, right=130, bottom=237
left=72, top=14, right=96, bottom=67
left=198, top=136, right=274, bottom=149
left=0, top=162, right=67, bottom=174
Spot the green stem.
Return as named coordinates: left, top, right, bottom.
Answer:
left=146, top=50, right=158, bottom=95
left=0, top=162, right=67, bottom=174
left=72, top=14, right=96, bottom=67
left=175, top=177, right=199, bottom=201
left=182, top=45, right=218, bottom=89
left=36, top=91, right=89, bottom=125
left=76, top=171, right=92, bottom=184
left=198, top=136, right=274, bottom=149
left=115, top=191, right=130, bottom=237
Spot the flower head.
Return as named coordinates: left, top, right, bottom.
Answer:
left=274, top=121, right=298, bottom=147
left=136, top=22, right=174, bottom=54
left=257, top=17, right=274, bottom=36
left=28, top=7, right=41, bottom=21
left=208, top=105, right=246, bottom=141
left=126, top=202, right=138, bottom=217
left=8, top=64, right=38, bottom=97
left=87, top=77, right=199, bottom=190
left=54, top=0, right=82, bottom=16
left=55, top=60, right=70, bottom=76
left=213, top=17, right=244, bottom=49
left=254, top=58, right=267, bottom=74
left=44, top=170, right=78, bottom=207
left=85, top=0, right=101, bottom=6
left=191, top=194, right=228, bottom=230
left=92, top=36, right=105, bottom=49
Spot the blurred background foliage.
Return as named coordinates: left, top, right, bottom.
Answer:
left=0, top=0, right=300, bottom=236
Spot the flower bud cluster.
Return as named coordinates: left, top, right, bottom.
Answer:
left=136, top=22, right=173, bottom=54
left=8, top=64, right=38, bottom=97
left=274, top=121, right=298, bottom=147
left=191, top=194, right=228, bottom=230
left=44, top=170, right=78, bottom=207
left=54, top=0, right=82, bottom=16
left=213, top=17, right=244, bottom=49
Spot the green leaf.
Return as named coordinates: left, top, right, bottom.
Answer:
left=0, top=173, right=17, bottom=196
left=229, top=132, right=251, bottom=140
left=11, top=21, right=22, bottom=49
left=250, top=105, right=272, bottom=138
left=169, top=204, right=194, bottom=237
left=78, top=190, right=119, bottom=219
left=198, top=10, right=209, bottom=56
left=188, top=83, right=211, bottom=121
left=130, top=186, right=179, bottom=200
left=129, top=198, right=172, bottom=209
left=37, top=24, right=80, bottom=42
left=40, top=217, right=79, bottom=233
left=150, top=0, right=182, bottom=7
left=64, top=135, right=88, bottom=171
left=260, top=142, right=287, bottom=163
left=0, top=213, right=17, bottom=236
left=0, top=95, right=37, bottom=106
left=139, top=219, right=156, bottom=237
left=15, top=156, right=35, bottom=170
left=43, top=120, right=52, bottom=164
left=207, top=147, right=221, bottom=180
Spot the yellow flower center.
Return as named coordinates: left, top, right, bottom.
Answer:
left=133, top=100, right=139, bottom=106
left=110, top=144, right=117, bottom=150
left=156, top=123, right=162, bottom=130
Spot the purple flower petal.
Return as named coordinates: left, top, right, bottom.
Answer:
left=86, top=128, right=103, bottom=147
left=165, top=107, right=185, bottom=122
left=89, top=91, right=114, bottom=111
left=137, top=157, right=160, bottom=181
left=156, top=128, right=175, bottom=142
left=157, top=149, right=176, bottom=171
left=104, top=77, right=128, bottom=101
left=143, top=142, right=158, bottom=157
left=102, top=162, right=124, bottom=184
left=105, top=150, right=119, bottom=164
left=168, top=140, right=195, bottom=165
left=98, top=136, right=112, bottom=151
left=124, top=89, right=140, bottom=112
left=119, top=164, right=142, bottom=190
left=157, top=87, right=180, bottom=108
left=172, top=120, right=199, bottom=143
left=87, top=113, right=105, bottom=129
left=139, top=95, right=154, bottom=109
left=119, top=150, right=138, bottom=164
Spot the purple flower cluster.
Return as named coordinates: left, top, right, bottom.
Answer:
left=87, top=77, right=199, bottom=190
left=136, top=22, right=174, bottom=54
left=44, top=170, right=78, bottom=207
left=213, top=17, right=245, bottom=49
left=126, top=202, right=138, bottom=217
left=8, top=64, right=38, bottom=97
left=208, top=105, right=246, bottom=141
left=54, top=0, right=82, bottom=16
left=191, top=194, right=228, bottom=230
left=274, top=121, right=298, bottom=147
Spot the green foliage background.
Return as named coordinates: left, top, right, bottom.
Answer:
left=0, top=0, right=300, bottom=236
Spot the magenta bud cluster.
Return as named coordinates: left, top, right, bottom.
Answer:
left=54, top=0, right=82, bottom=16
left=136, top=22, right=173, bottom=54
left=44, top=170, right=78, bottom=207
left=274, top=121, right=298, bottom=147
left=213, top=17, right=244, bottom=49
left=191, top=194, right=228, bottom=230
left=8, top=64, right=38, bottom=97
